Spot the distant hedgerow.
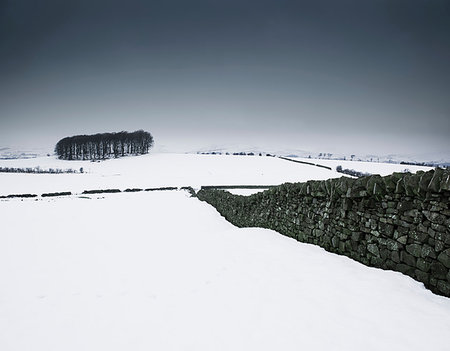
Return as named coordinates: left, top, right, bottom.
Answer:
left=55, top=130, right=153, bottom=160
left=336, top=165, right=371, bottom=178
left=0, top=166, right=81, bottom=174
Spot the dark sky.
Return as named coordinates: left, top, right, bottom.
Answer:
left=1, top=0, right=449, bottom=157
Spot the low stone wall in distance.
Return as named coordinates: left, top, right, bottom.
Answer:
left=196, top=169, right=450, bottom=297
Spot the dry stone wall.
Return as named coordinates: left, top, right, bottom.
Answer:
left=196, top=169, right=450, bottom=297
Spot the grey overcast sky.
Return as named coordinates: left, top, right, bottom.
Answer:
left=0, top=0, right=449, bottom=157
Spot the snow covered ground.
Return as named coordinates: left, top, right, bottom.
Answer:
left=0, top=153, right=433, bottom=196
left=0, top=153, right=446, bottom=350
left=287, top=157, right=433, bottom=176
left=0, top=153, right=341, bottom=196
left=1, top=191, right=450, bottom=351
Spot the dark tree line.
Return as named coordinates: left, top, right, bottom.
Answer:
left=55, top=130, right=153, bottom=160
left=0, top=166, right=82, bottom=174
left=400, top=161, right=436, bottom=167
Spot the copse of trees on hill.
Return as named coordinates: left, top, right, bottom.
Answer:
left=55, top=130, right=153, bottom=160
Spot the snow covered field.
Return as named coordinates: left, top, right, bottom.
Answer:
left=1, top=191, right=450, bottom=351
left=287, top=156, right=433, bottom=176
left=1, top=153, right=447, bottom=350
left=0, top=153, right=341, bottom=196
left=0, top=153, right=433, bottom=196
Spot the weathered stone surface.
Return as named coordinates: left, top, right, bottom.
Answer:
left=417, top=258, right=431, bottom=272
left=409, top=230, right=428, bottom=243
left=437, top=249, right=450, bottom=268
left=391, top=251, right=400, bottom=263
left=386, top=239, right=400, bottom=251
left=429, top=167, right=444, bottom=192
left=384, top=174, right=400, bottom=192
left=430, top=262, right=447, bottom=279
left=401, top=251, right=416, bottom=267
left=367, top=244, right=380, bottom=257
left=385, top=259, right=397, bottom=270
left=421, top=245, right=436, bottom=259
left=367, top=175, right=386, bottom=198
left=406, top=244, right=422, bottom=258
left=423, top=211, right=446, bottom=225
left=346, top=186, right=367, bottom=198
left=397, top=235, right=408, bottom=245
left=435, top=240, right=445, bottom=253
left=397, top=201, right=414, bottom=212
left=380, top=248, right=390, bottom=260
left=379, top=222, right=394, bottom=237
left=441, top=173, right=450, bottom=191
left=370, top=256, right=384, bottom=266
left=331, top=236, right=339, bottom=248
left=419, top=171, right=434, bottom=192
left=431, top=223, right=446, bottom=233
left=398, top=220, right=411, bottom=228
left=351, top=232, right=362, bottom=241
left=437, top=280, right=450, bottom=295
left=404, top=175, right=420, bottom=196
left=395, top=178, right=406, bottom=194
left=404, top=209, right=420, bottom=218
left=415, top=269, right=430, bottom=285
left=396, top=264, right=415, bottom=276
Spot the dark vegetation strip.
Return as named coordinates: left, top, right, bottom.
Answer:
left=0, top=185, right=276, bottom=200
left=82, top=189, right=122, bottom=194
left=0, top=166, right=82, bottom=174
left=278, top=156, right=332, bottom=170
left=145, top=187, right=178, bottom=191
left=0, top=194, right=38, bottom=199
left=41, top=192, right=72, bottom=197
left=1, top=186, right=192, bottom=199
left=315, top=164, right=333, bottom=170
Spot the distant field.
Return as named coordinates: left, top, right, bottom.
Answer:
left=0, top=153, right=433, bottom=196
left=287, top=156, right=433, bottom=176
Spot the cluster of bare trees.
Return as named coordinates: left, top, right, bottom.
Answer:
left=55, top=130, right=153, bottom=160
